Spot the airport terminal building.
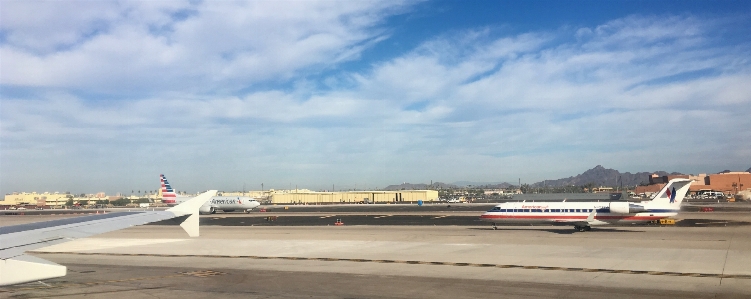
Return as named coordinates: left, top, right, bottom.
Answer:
left=635, top=172, right=751, bottom=197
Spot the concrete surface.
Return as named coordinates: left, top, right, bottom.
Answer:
left=2, top=211, right=750, bottom=298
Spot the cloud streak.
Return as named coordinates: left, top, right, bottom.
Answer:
left=1, top=1, right=414, bottom=93
left=2, top=6, right=750, bottom=193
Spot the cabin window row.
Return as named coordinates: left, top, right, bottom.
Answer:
left=489, top=208, right=610, bottom=213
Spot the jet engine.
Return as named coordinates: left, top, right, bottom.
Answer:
left=199, top=205, right=215, bottom=214
left=609, top=202, right=648, bottom=214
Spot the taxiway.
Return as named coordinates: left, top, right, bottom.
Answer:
left=1, top=209, right=750, bottom=298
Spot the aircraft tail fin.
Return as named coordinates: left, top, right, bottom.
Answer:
left=160, top=174, right=182, bottom=204
left=167, top=190, right=216, bottom=237
left=648, top=178, right=693, bottom=206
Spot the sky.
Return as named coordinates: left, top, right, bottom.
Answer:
left=2, top=0, right=751, bottom=194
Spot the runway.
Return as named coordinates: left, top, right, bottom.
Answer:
left=189, top=212, right=751, bottom=227
left=5, top=211, right=750, bottom=228
left=4, top=260, right=728, bottom=299
left=2, top=211, right=751, bottom=298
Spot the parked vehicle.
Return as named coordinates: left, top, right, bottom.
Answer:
left=702, top=191, right=725, bottom=199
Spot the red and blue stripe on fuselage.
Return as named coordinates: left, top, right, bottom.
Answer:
left=480, top=202, right=678, bottom=226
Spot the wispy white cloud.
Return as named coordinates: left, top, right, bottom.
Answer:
left=1, top=0, right=415, bottom=93
left=2, top=9, right=750, bottom=193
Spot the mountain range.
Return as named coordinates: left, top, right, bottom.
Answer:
left=382, top=165, right=751, bottom=190
left=530, top=165, right=679, bottom=188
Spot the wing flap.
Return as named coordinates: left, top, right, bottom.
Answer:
left=0, top=255, right=66, bottom=286
left=0, top=211, right=177, bottom=260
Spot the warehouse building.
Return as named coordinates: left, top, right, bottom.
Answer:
left=1, top=192, right=70, bottom=207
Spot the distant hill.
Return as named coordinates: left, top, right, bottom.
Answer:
left=451, top=181, right=514, bottom=188
left=381, top=165, right=699, bottom=190
left=381, top=182, right=457, bottom=191
left=381, top=181, right=514, bottom=190
left=531, top=165, right=681, bottom=188
left=719, top=168, right=751, bottom=173
left=473, top=182, right=514, bottom=189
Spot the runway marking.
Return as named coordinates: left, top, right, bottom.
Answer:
left=30, top=252, right=751, bottom=280
left=373, top=215, right=392, bottom=219
left=179, top=270, right=227, bottom=277
left=319, top=215, right=335, bottom=219
left=373, top=259, right=396, bottom=263
left=695, top=222, right=729, bottom=225
left=432, top=215, right=449, bottom=219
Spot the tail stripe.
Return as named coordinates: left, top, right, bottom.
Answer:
left=160, top=174, right=179, bottom=200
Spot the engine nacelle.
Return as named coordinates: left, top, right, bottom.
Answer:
left=199, top=205, right=215, bottom=214
left=609, top=202, right=648, bottom=214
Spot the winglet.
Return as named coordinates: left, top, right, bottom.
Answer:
left=586, top=209, right=596, bottom=224
left=167, top=190, right=216, bottom=237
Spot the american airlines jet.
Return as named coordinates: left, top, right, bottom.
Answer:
left=160, top=174, right=261, bottom=214
left=480, top=178, right=692, bottom=232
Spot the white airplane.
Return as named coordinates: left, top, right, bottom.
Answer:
left=160, top=174, right=260, bottom=214
left=480, top=178, right=692, bottom=232
left=0, top=190, right=217, bottom=286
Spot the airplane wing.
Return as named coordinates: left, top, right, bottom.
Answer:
left=550, top=210, right=598, bottom=228
left=551, top=210, right=597, bottom=226
left=0, top=190, right=217, bottom=286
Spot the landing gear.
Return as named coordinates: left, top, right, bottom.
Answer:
left=245, top=209, right=252, bottom=214
left=492, top=223, right=497, bottom=230
left=574, top=225, right=591, bottom=232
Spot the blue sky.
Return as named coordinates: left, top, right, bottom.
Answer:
left=2, top=1, right=750, bottom=194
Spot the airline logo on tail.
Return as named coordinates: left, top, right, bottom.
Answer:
left=652, top=178, right=692, bottom=207
left=663, top=186, right=677, bottom=203
left=160, top=174, right=179, bottom=204
left=668, top=187, right=676, bottom=203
